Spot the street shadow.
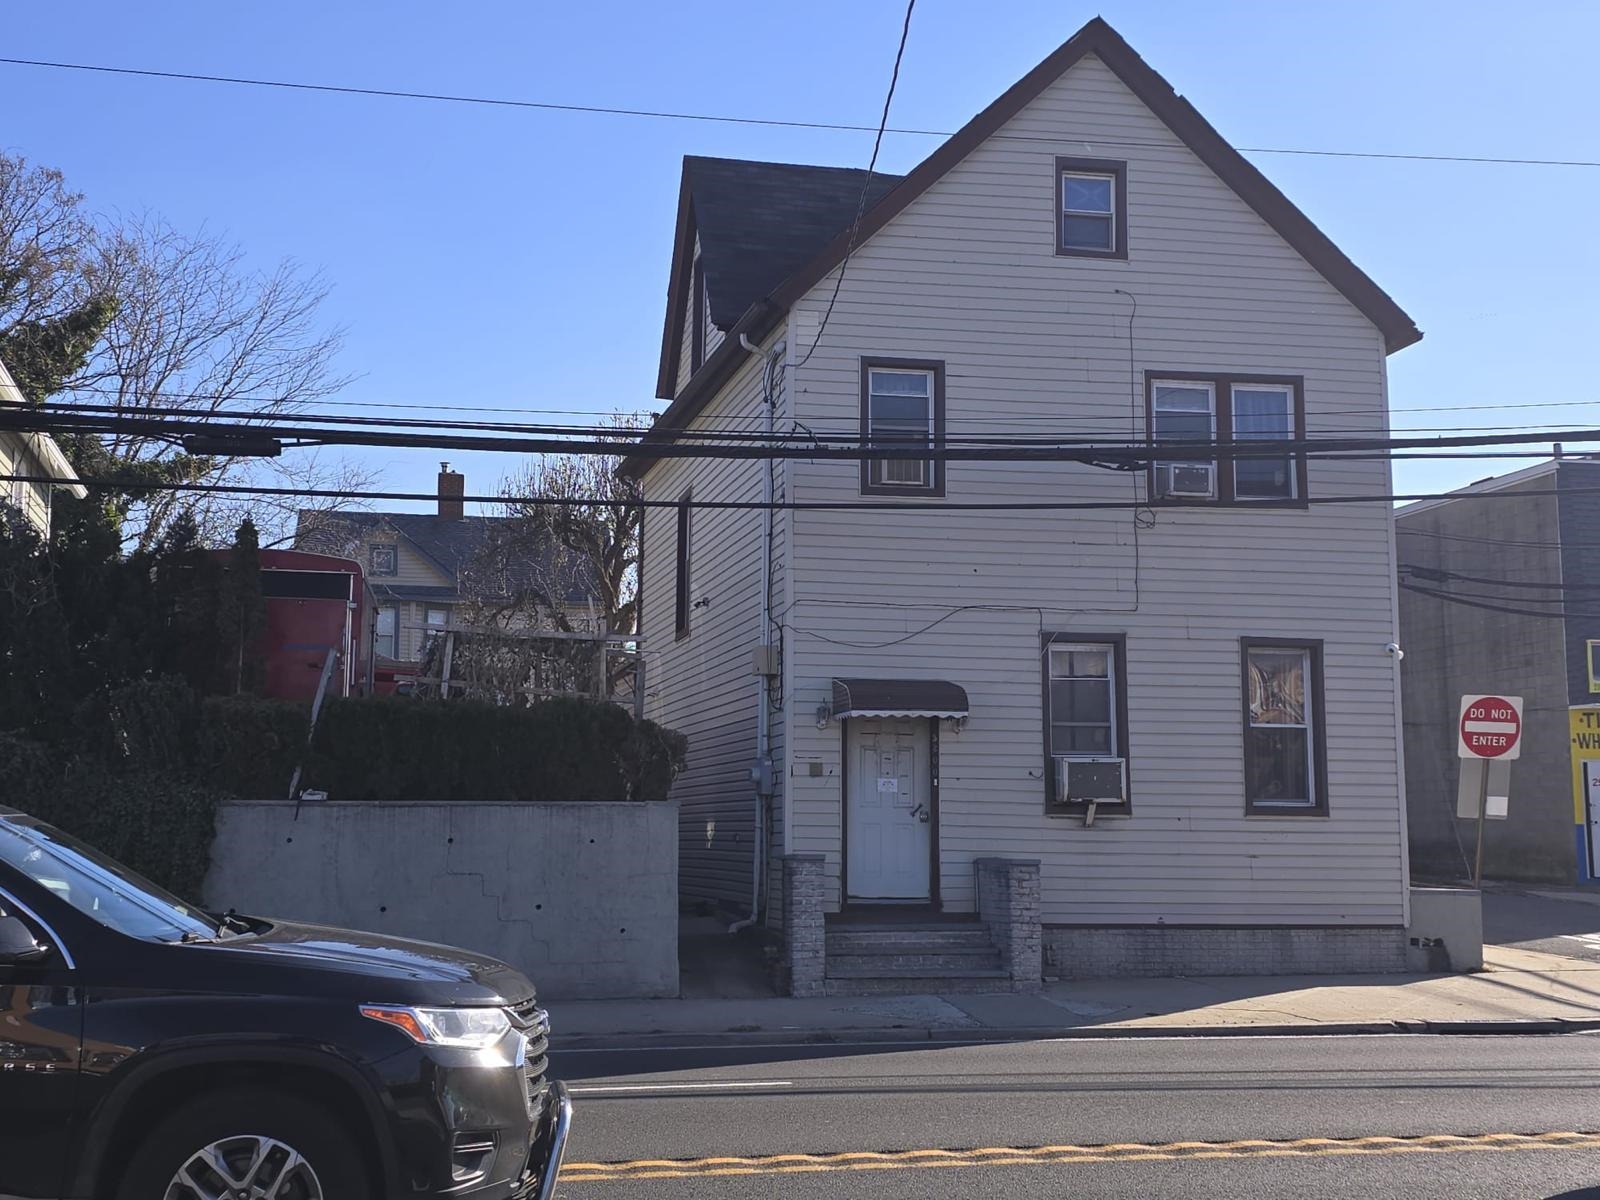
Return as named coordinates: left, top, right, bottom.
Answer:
left=1546, top=1190, right=1600, bottom=1199
left=1484, top=890, right=1600, bottom=947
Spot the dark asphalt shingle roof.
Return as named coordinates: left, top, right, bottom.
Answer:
left=685, top=156, right=903, bottom=329
left=295, top=511, right=595, bottom=605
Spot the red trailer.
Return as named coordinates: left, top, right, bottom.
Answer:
left=251, top=549, right=377, bottom=701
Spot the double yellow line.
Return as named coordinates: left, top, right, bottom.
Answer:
left=561, top=1130, right=1600, bottom=1183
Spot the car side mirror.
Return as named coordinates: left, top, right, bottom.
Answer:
left=0, top=914, right=50, bottom=964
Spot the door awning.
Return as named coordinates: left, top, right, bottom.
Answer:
left=831, top=678, right=969, bottom=721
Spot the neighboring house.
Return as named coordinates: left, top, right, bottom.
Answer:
left=295, top=465, right=596, bottom=671
left=0, top=358, right=85, bottom=536
left=1397, top=456, right=1600, bottom=886
left=626, top=18, right=1428, bottom=987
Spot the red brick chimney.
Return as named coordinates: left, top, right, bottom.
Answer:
left=437, top=462, right=464, bottom=520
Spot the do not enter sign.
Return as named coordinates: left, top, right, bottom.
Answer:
left=1458, top=694, right=1523, bottom=760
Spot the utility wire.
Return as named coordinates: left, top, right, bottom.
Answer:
left=28, top=398, right=1597, bottom=451
left=10, top=405, right=1600, bottom=461
left=16, top=473, right=1600, bottom=513
left=5, top=54, right=1599, bottom=169
left=1398, top=564, right=1600, bottom=592
left=1398, top=580, right=1600, bottom=620
left=794, top=0, right=916, bottom=370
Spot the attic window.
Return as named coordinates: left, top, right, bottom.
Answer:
left=1055, top=157, right=1127, bottom=259
left=690, top=256, right=706, bottom=373
left=370, top=543, right=398, bottom=577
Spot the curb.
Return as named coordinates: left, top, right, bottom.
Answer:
left=554, top=1017, right=1600, bottom=1053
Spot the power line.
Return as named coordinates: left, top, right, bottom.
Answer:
left=17, top=473, right=1600, bottom=513
left=795, top=0, right=916, bottom=371
left=4, top=54, right=1598, bottom=169
left=1398, top=565, right=1600, bottom=592
left=38, top=393, right=1600, bottom=441
left=1398, top=580, right=1600, bottom=620
left=12, top=404, right=1600, bottom=461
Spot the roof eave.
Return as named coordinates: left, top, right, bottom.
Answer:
left=621, top=298, right=784, bottom=480
left=654, top=166, right=699, bottom=401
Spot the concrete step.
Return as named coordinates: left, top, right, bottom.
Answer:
left=822, top=968, right=1015, bottom=997
left=826, top=929, right=996, bottom=954
left=826, top=951, right=1003, bottom=974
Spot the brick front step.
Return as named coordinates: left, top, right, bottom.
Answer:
left=827, top=951, right=1004, bottom=974
left=822, top=968, right=1015, bottom=997
left=826, top=930, right=997, bottom=955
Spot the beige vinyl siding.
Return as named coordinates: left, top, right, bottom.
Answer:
left=642, top=328, right=785, bottom=909
left=0, top=432, right=55, bottom=535
left=781, top=51, right=1406, bottom=924
left=371, top=541, right=453, bottom=589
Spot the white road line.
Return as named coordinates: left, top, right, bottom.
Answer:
left=569, top=1080, right=795, bottom=1094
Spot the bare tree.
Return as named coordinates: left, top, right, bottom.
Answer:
left=0, top=153, right=113, bottom=401
left=464, top=413, right=643, bottom=636
left=200, top=450, right=380, bottom=550
left=64, top=218, right=354, bottom=550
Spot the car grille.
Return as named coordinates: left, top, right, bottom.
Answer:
left=507, top=1000, right=550, bottom=1110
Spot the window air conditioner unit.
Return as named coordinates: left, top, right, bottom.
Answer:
left=1051, top=757, right=1127, bottom=822
left=1161, top=462, right=1214, bottom=499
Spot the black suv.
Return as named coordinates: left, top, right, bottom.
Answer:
left=0, top=806, right=571, bottom=1199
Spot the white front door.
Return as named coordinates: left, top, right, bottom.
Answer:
left=846, top=719, right=931, bottom=900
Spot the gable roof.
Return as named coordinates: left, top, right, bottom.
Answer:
left=656, top=158, right=903, bottom=391
left=632, top=16, right=1422, bottom=477
left=294, top=510, right=596, bottom=605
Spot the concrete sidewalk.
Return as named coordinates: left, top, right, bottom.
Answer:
left=551, top=946, right=1600, bottom=1049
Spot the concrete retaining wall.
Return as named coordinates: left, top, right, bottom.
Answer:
left=1044, top=925, right=1408, bottom=979
left=1406, top=886, right=1484, bottom=972
left=206, top=799, right=678, bottom=999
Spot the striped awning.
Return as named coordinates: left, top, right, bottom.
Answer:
left=831, top=678, right=969, bottom=721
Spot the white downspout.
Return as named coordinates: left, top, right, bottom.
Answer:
left=731, top=334, right=783, bottom=934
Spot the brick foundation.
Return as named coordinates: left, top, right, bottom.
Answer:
left=781, top=854, right=826, bottom=997
left=1044, top=924, right=1409, bottom=979
left=974, top=858, right=1043, bottom=991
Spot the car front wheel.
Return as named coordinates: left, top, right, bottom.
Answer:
left=118, top=1089, right=372, bottom=1200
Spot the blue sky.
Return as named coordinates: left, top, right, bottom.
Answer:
left=3, top=0, right=1596, bottom=514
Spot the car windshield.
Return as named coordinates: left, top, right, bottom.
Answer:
left=0, top=813, right=221, bottom=943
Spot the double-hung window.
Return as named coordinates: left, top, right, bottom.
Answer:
left=860, top=358, right=944, bottom=496
left=1242, top=639, right=1327, bottom=815
left=1147, top=374, right=1305, bottom=504
left=1055, top=157, right=1127, bottom=258
left=1042, top=634, right=1129, bottom=813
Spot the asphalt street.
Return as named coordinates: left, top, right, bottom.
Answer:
left=549, top=1033, right=1600, bottom=1199
left=1487, top=889, right=1600, bottom=963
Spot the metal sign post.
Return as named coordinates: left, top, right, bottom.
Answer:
left=1457, top=694, right=1524, bottom=888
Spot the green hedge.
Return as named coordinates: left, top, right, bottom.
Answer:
left=307, top=696, right=686, bottom=802
left=199, top=695, right=309, bottom=800
left=0, top=688, right=684, bottom=900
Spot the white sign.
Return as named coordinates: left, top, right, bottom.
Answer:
left=877, top=777, right=898, bottom=793
left=1459, top=694, right=1524, bottom=761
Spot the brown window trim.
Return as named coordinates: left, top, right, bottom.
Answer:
left=689, top=257, right=706, bottom=374
left=1144, top=371, right=1308, bottom=508
left=674, top=492, right=691, bottom=640
left=859, top=357, right=946, bottom=498
left=1054, top=156, right=1128, bottom=260
left=1041, top=631, right=1131, bottom=815
left=1240, top=637, right=1329, bottom=818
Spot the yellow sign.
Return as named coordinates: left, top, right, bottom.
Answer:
left=1571, top=708, right=1600, bottom=827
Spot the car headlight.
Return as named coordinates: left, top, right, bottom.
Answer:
left=360, top=1004, right=513, bottom=1049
